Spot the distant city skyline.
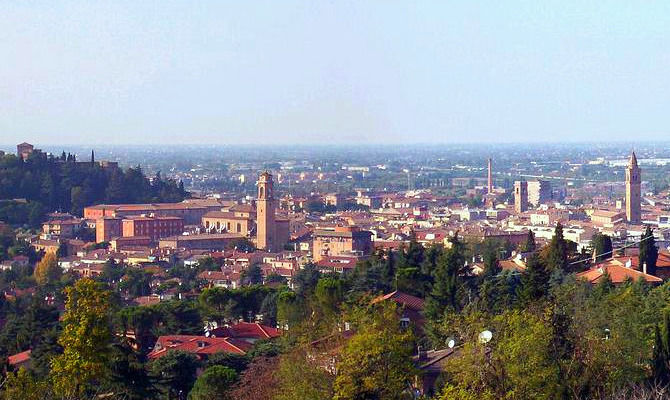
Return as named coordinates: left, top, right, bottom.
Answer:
left=2, top=1, right=669, bottom=145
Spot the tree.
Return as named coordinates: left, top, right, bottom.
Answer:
left=293, top=263, right=321, bottom=296
left=188, top=365, right=238, bottom=400
left=276, top=290, right=305, bottom=329
left=106, top=342, right=155, bottom=400
left=315, top=277, right=344, bottom=318
left=425, top=234, right=467, bottom=322
left=117, top=305, right=160, bottom=352
left=439, top=310, right=560, bottom=400
left=640, top=226, right=659, bottom=276
left=652, top=312, right=670, bottom=386
left=519, top=230, right=536, bottom=253
left=333, top=302, right=416, bottom=400
left=119, top=268, right=153, bottom=297
left=482, top=249, right=501, bottom=278
left=518, top=254, right=550, bottom=304
left=196, top=256, right=221, bottom=272
left=100, top=257, right=125, bottom=283
left=591, top=232, right=613, bottom=262
left=242, top=263, right=263, bottom=286
left=543, top=223, right=568, bottom=272
left=33, top=252, right=61, bottom=286
left=150, top=350, right=200, bottom=400
left=205, top=352, right=248, bottom=374
left=275, top=348, right=334, bottom=400
left=50, top=278, right=116, bottom=397
left=227, top=237, right=256, bottom=253
left=228, top=356, right=279, bottom=400
left=2, top=367, right=53, bottom=400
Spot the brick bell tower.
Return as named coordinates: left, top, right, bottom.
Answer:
left=626, top=151, right=641, bottom=224
left=256, top=171, right=276, bottom=251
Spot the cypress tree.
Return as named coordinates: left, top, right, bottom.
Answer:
left=520, top=230, right=536, bottom=252
left=652, top=312, right=670, bottom=385
left=545, top=223, right=568, bottom=272
left=639, top=226, right=659, bottom=276
left=591, top=233, right=613, bottom=262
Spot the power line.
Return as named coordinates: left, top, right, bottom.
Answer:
left=567, top=226, right=667, bottom=266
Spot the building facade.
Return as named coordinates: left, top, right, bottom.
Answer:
left=203, top=211, right=254, bottom=235
left=121, top=216, right=184, bottom=241
left=96, top=215, right=183, bottom=242
left=527, top=180, right=552, bottom=206
left=312, top=226, right=373, bottom=262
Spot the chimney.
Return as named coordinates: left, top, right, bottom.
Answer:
left=487, top=158, right=493, bottom=194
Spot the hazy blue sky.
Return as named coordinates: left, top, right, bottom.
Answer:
left=1, top=1, right=669, bottom=145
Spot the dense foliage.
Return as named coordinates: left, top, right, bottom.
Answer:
left=2, top=223, right=670, bottom=399
left=0, top=151, right=187, bottom=225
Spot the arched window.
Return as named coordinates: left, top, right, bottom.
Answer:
left=237, top=223, right=242, bottom=232
left=259, top=187, right=265, bottom=199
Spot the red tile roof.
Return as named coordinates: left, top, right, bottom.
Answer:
left=210, top=322, right=281, bottom=340
left=577, top=263, right=663, bottom=285
left=8, top=349, right=31, bottom=366
left=372, top=291, right=425, bottom=311
left=147, top=335, right=252, bottom=359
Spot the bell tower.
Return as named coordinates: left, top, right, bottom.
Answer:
left=625, top=151, right=641, bottom=224
left=257, top=172, right=276, bottom=251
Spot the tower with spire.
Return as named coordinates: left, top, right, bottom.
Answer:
left=625, top=151, right=641, bottom=224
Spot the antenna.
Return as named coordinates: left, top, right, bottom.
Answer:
left=446, top=337, right=456, bottom=349
left=478, top=330, right=493, bottom=344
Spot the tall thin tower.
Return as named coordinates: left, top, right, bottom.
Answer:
left=514, top=181, right=528, bottom=213
left=257, top=172, right=276, bottom=251
left=487, top=158, right=493, bottom=194
left=625, top=151, right=641, bottom=224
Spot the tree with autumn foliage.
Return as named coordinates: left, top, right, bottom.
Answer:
left=33, top=252, right=61, bottom=286
left=50, top=278, right=117, bottom=398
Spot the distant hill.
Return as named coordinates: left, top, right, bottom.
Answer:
left=0, top=151, right=187, bottom=226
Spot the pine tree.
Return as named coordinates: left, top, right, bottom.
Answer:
left=518, top=254, right=550, bottom=304
left=425, top=234, right=466, bottom=321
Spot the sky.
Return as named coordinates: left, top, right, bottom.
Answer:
left=1, top=1, right=669, bottom=145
